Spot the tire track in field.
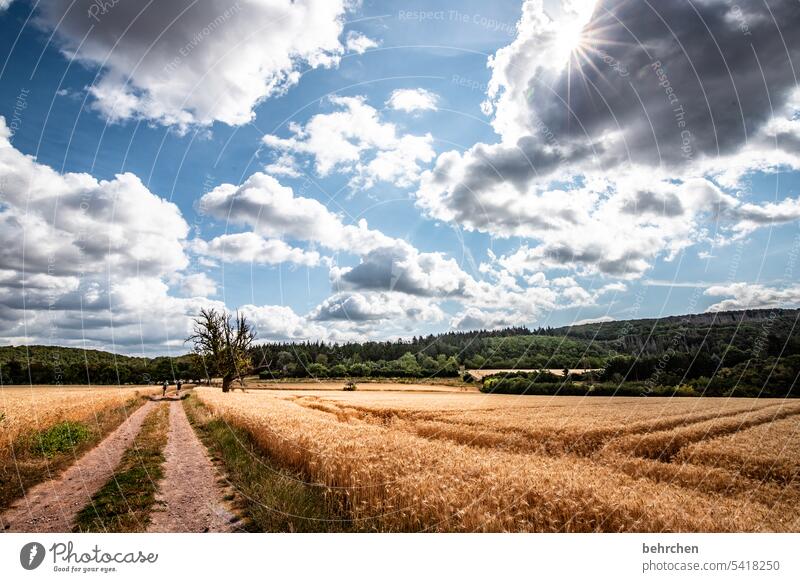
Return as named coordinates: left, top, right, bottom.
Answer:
left=147, top=399, right=237, bottom=532
left=602, top=403, right=800, bottom=461
left=0, top=400, right=155, bottom=532
left=299, top=398, right=784, bottom=458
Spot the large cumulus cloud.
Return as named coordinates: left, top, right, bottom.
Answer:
left=0, top=116, right=226, bottom=349
left=37, top=0, right=363, bottom=129
left=416, top=0, right=800, bottom=278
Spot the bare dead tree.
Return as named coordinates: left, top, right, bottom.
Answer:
left=186, top=308, right=256, bottom=392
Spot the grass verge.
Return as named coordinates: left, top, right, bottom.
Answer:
left=183, top=394, right=351, bottom=532
left=0, top=397, right=149, bottom=512
left=73, top=403, right=170, bottom=532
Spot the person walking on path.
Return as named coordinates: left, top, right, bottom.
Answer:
left=162, top=380, right=168, bottom=398
left=176, top=379, right=182, bottom=395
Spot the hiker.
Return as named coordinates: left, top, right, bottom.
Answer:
left=162, top=380, right=168, bottom=397
left=176, top=379, right=182, bottom=394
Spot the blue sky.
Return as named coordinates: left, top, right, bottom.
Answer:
left=1, top=0, right=799, bottom=354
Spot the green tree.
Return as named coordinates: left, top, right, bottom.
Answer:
left=348, top=362, right=368, bottom=377
left=307, top=363, right=328, bottom=378
left=277, top=351, right=295, bottom=372
left=398, top=352, right=421, bottom=376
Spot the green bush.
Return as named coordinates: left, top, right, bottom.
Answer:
left=347, top=363, right=368, bottom=377
left=306, top=363, right=328, bottom=378
left=329, top=364, right=348, bottom=377
left=31, top=421, right=92, bottom=457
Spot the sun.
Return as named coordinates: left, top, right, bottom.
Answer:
left=547, top=0, right=600, bottom=66
left=554, top=22, right=587, bottom=64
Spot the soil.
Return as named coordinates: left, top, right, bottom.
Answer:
left=0, top=401, right=156, bottom=532
left=146, top=399, right=237, bottom=532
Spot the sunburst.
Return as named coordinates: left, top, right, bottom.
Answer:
left=555, top=3, right=635, bottom=127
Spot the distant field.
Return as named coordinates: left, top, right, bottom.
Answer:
left=465, top=368, right=601, bottom=380
left=196, top=387, right=800, bottom=532
left=247, top=380, right=476, bottom=392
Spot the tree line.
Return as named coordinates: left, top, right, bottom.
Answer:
left=1, top=308, right=797, bottom=396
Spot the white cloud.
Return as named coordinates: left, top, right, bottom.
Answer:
left=705, top=283, right=800, bottom=312
left=386, top=88, right=439, bottom=113
left=0, top=118, right=189, bottom=281
left=199, top=172, right=395, bottom=254
left=364, top=134, right=437, bottom=188
left=420, top=164, right=800, bottom=278
left=240, top=292, right=448, bottom=344
left=728, top=199, right=800, bottom=237
left=552, top=276, right=577, bottom=288
left=38, top=0, right=358, bottom=130
left=562, top=285, right=593, bottom=305
left=345, top=30, right=379, bottom=54
left=597, top=282, right=627, bottom=295
left=445, top=260, right=632, bottom=331
left=179, top=273, right=218, bottom=297
left=194, top=232, right=321, bottom=267
left=262, top=95, right=435, bottom=188
left=0, top=116, right=233, bottom=350
left=238, top=289, right=445, bottom=341
left=450, top=307, right=516, bottom=331
left=240, top=304, right=327, bottom=341
left=264, top=153, right=302, bottom=178
left=0, top=108, right=681, bottom=348
left=572, top=315, right=615, bottom=326
left=330, top=244, right=475, bottom=297
left=310, top=291, right=444, bottom=324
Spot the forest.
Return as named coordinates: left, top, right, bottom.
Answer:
left=0, top=345, right=201, bottom=385
left=1, top=308, right=798, bottom=396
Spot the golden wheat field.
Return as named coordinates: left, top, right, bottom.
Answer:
left=0, top=385, right=158, bottom=460
left=196, top=387, right=800, bottom=532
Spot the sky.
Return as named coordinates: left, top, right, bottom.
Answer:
left=0, top=0, right=799, bottom=355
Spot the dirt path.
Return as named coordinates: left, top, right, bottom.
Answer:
left=0, top=400, right=156, bottom=532
left=147, top=399, right=236, bottom=532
